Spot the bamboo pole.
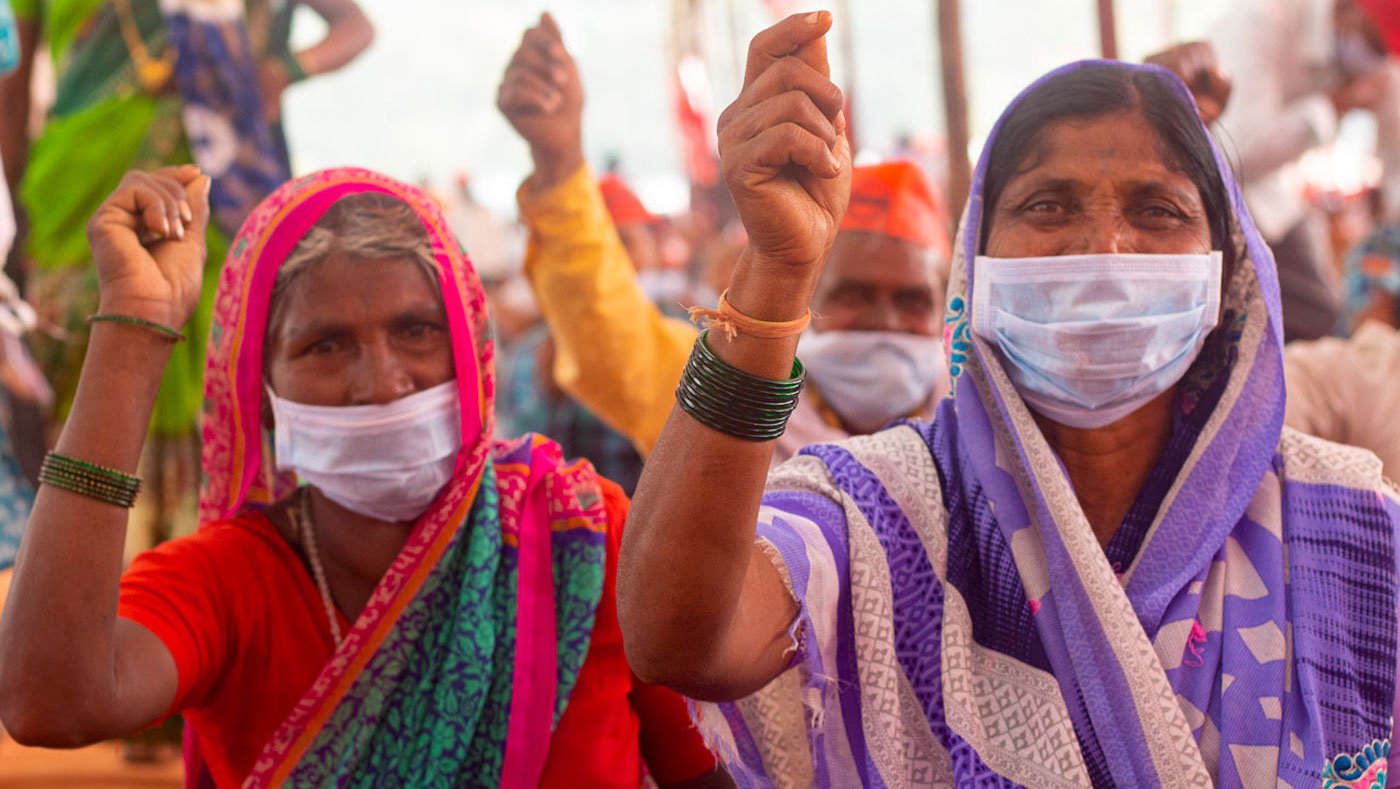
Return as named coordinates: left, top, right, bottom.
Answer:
left=937, top=0, right=971, bottom=223
left=1097, top=0, right=1119, bottom=60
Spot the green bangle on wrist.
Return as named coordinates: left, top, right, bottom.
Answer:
left=87, top=314, right=186, bottom=343
left=280, top=50, right=308, bottom=84
left=39, top=452, right=142, bottom=509
left=675, top=330, right=806, bottom=442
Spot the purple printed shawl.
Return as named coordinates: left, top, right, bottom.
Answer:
left=694, top=61, right=1400, bottom=788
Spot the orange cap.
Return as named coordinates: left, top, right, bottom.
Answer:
left=598, top=174, right=656, bottom=227
left=841, top=161, right=949, bottom=258
left=1360, top=0, right=1400, bottom=55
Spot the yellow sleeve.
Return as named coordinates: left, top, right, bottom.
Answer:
left=518, top=164, right=696, bottom=457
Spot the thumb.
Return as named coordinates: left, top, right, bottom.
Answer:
left=184, top=177, right=211, bottom=237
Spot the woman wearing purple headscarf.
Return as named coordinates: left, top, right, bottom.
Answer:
left=619, top=12, right=1400, bottom=788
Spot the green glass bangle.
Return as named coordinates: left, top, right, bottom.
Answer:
left=674, top=330, right=806, bottom=442
left=87, top=314, right=186, bottom=343
left=280, top=50, right=309, bottom=84
left=39, top=452, right=142, bottom=508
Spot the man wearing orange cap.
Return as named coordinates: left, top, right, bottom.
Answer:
left=597, top=172, right=661, bottom=271
left=1152, top=0, right=1400, bottom=341
left=498, top=17, right=951, bottom=462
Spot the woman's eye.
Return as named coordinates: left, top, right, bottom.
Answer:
left=307, top=338, right=340, bottom=356
left=1138, top=203, right=1191, bottom=225
left=1025, top=200, right=1064, bottom=214
left=401, top=322, right=444, bottom=341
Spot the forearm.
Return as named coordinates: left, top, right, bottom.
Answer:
left=619, top=256, right=808, bottom=697
left=296, top=0, right=374, bottom=77
left=0, top=322, right=174, bottom=741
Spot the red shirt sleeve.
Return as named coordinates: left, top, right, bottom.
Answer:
left=117, top=522, right=242, bottom=715
left=599, top=479, right=719, bottom=783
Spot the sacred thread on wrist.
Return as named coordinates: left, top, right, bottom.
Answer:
left=687, top=289, right=812, bottom=341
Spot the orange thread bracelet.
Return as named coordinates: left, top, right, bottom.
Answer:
left=686, top=290, right=812, bottom=341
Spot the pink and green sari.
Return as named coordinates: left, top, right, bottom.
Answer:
left=198, top=167, right=611, bottom=786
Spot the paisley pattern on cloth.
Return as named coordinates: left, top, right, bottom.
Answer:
left=1322, top=739, right=1389, bottom=789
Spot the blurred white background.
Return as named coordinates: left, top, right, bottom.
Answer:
left=278, top=1, right=1297, bottom=216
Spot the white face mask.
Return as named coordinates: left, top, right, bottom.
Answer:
left=799, top=330, right=946, bottom=434
left=971, top=252, right=1222, bottom=429
left=268, top=380, right=463, bottom=523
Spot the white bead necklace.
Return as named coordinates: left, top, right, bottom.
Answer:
left=293, top=489, right=344, bottom=649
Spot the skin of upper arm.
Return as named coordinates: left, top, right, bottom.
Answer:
left=681, top=542, right=800, bottom=702
left=299, top=0, right=362, bottom=23
left=108, top=618, right=182, bottom=735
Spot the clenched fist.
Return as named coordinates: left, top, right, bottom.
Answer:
left=718, top=12, right=851, bottom=281
left=87, top=166, right=212, bottom=330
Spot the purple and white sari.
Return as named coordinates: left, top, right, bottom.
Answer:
left=695, top=60, right=1400, bottom=788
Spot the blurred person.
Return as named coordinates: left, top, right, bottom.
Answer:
left=497, top=158, right=649, bottom=494
left=0, top=0, right=372, bottom=555
left=1284, top=319, right=1400, bottom=477
left=1339, top=222, right=1400, bottom=329
left=498, top=326, right=646, bottom=495
left=498, top=15, right=951, bottom=464
left=618, top=15, right=1400, bottom=786
left=1282, top=222, right=1400, bottom=480
left=0, top=167, right=726, bottom=787
left=1150, top=0, right=1400, bottom=341
left=447, top=171, right=511, bottom=283
left=0, top=0, right=34, bottom=570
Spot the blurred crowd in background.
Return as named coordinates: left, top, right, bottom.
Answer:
left=0, top=0, right=1397, bottom=783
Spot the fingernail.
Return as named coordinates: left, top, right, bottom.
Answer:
left=180, top=202, right=193, bottom=222
left=161, top=217, right=171, bottom=236
left=807, top=11, right=823, bottom=24
left=828, top=153, right=841, bottom=172
left=175, top=220, right=185, bottom=240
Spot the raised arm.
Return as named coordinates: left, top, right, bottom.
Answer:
left=259, top=0, right=374, bottom=122
left=500, top=13, right=695, bottom=456
left=0, top=167, right=210, bottom=746
left=617, top=12, right=850, bottom=701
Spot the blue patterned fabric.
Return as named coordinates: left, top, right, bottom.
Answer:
left=0, top=418, right=33, bottom=571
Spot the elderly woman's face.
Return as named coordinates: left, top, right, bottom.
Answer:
left=265, top=254, right=455, bottom=406
left=984, top=112, right=1213, bottom=260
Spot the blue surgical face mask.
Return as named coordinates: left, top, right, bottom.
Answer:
left=970, top=252, right=1223, bottom=429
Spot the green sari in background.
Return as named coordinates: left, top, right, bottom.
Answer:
left=13, top=0, right=292, bottom=551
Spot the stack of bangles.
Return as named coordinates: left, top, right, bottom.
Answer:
left=39, top=453, right=142, bottom=508
left=679, top=291, right=809, bottom=441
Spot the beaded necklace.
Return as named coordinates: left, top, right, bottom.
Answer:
left=291, top=488, right=344, bottom=649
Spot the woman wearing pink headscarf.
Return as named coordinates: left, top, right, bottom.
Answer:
left=0, top=165, right=724, bottom=787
